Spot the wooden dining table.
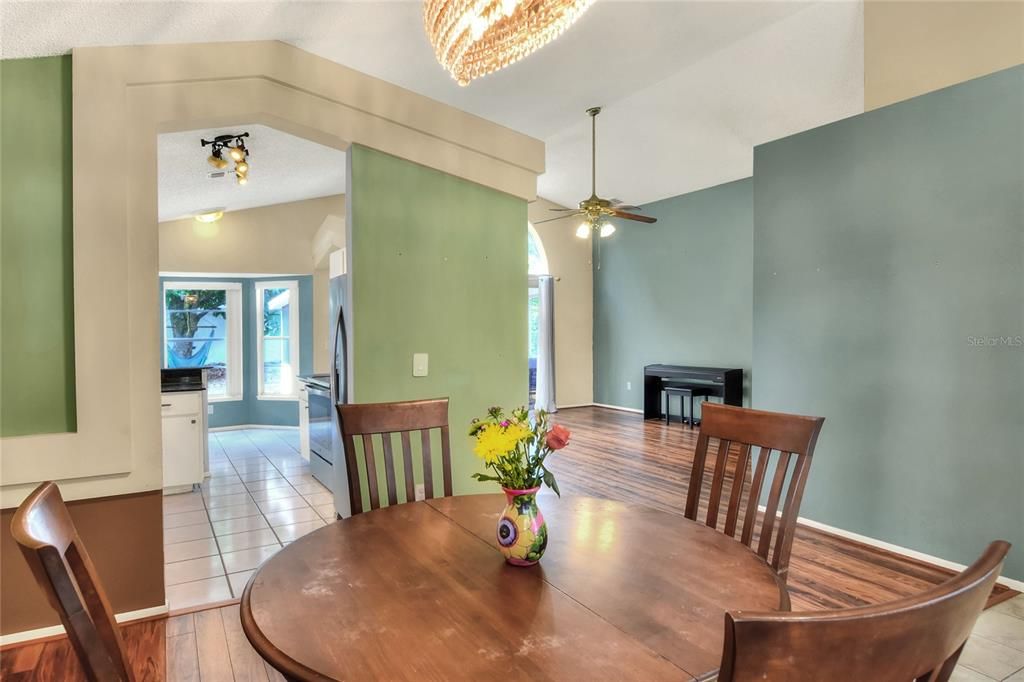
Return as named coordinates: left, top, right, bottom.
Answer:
left=240, top=494, right=789, bottom=681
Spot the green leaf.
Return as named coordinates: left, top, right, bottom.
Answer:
left=541, top=464, right=560, bottom=497
left=471, top=473, right=502, bottom=483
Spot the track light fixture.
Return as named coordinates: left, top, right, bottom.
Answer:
left=201, top=132, right=250, bottom=185
left=207, top=152, right=228, bottom=170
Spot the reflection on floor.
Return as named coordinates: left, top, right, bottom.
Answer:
left=550, top=407, right=1017, bottom=612
left=3, top=415, right=1023, bottom=680
left=162, top=428, right=335, bottom=612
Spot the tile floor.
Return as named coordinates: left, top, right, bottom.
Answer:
left=162, top=428, right=336, bottom=611
left=953, top=594, right=1024, bottom=681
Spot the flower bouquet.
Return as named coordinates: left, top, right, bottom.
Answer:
left=468, top=406, right=570, bottom=565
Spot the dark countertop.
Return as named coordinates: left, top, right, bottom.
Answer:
left=160, top=385, right=206, bottom=393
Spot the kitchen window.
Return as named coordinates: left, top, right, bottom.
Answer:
left=256, top=280, right=301, bottom=400
left=163, top=282, right=243, bottom=401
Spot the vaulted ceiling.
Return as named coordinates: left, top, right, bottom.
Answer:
left=2, top=1, right=865, bottom=209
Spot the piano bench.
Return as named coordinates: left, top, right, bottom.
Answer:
left=663, top=385, right=713, bottom=426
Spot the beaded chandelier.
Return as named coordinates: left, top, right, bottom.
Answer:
left=424, top=0, right=595, bottom=86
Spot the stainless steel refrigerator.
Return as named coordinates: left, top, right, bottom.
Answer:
left=327, top=273, right=352, bottom=518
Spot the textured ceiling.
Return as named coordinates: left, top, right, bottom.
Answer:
left=3, top=1, right=864, bottom=210
left=157, top=124, right=345, bottom=222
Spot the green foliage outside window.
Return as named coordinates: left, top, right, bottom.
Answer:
left=165, top=289, right=226, bottom=359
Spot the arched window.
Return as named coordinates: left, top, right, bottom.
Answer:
left=528, top=222, right=549, bottom=276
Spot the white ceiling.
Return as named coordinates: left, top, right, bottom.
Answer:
left=3, top=1, right=864, bottom=210
left=157, top=124, right=345, bottom=222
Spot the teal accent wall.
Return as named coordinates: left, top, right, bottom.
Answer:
left=752, top=66, right=1023, bottom=579
left=161, top=276, right=314, bottom=428
left=348, top=145, right=527, bottom=500
left=593, top=178, right=753, bottom=410
left=0, top=56, right=77, bottom=436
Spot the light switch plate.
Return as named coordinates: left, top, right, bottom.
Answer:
left=413, top=353, right=429, bottom=377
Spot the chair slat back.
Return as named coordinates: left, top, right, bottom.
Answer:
left=718, top=541, right=1011, bottom=681
left=684, top=403, right=824, bottom=580
left=10, top=482, right=135, bottom=682
left=338, top=398, right=453, bottom=514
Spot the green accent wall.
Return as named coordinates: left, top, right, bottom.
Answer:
left=348, top=145, right=527, bottom=500
left=160, top=276, right=315, bottom=428
left=0, top=56, right=77, bottom=436
left=593, top=178, right=753, bottom=410
left=753, top=65, right=1023, bottom=579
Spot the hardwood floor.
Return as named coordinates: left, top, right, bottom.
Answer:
left=0, top=617, right=166, bottom=681
left=2, top=405, right=1016, bottom=680
left=549, top=406, right=1016, bottom=611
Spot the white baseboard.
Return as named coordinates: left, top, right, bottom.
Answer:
left=795, top=516, right=1024, bottom=592
left=577, top=407, right=1023, bottom=592
left=592, top=402, right=644, bottom=414
left=1, top=603, right=169, bottom=647
left=210, top=424, right=300, bottom=432
left=556, top=403, right=594, bottom=410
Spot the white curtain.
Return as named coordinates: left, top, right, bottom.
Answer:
left=534, top=275, right=557, bottom=413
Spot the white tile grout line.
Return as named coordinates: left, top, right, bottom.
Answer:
left=162, top=427, right=309, bottom=598
left=215, top=427, right=319, bottom=596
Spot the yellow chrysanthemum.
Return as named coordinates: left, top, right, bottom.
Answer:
left=473, top=422, right=529, bottom=462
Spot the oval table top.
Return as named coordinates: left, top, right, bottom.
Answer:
left=241, top=494, right=788, bottom=681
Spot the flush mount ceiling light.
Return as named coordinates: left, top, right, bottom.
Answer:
left=424, top=0, right=595, bottom=86
left=201, top=132, right=250, bottom=185
left=193, top=209, right=225, bottom=223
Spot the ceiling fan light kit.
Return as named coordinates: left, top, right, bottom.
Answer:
left=536, top=106, right=657, bottom=240
left=424, top=0, right=595, bottom=86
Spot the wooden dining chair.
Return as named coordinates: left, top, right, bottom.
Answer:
left=684, top=402, right=825, bottom=582
left=717, top=540, right=1011, bottom=681
left=337, top=397, right=453, bottom=515
left=10, top=481, right=135, bottom=682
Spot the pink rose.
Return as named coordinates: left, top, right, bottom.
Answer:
left=545, top=424, right=571, bottom=451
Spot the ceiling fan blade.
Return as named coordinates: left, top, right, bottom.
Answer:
left=548, top=207, right=578, bottom=212
left=610, top=203, right=642, bottom=211
left=610, top=209, right=657, bottom=224
left=534, top=212, right=583, bottom=225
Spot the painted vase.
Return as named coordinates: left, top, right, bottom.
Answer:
left=497, top=486, right=548, bottom=566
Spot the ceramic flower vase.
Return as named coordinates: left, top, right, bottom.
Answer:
left=497, top=486, right=548, bottom=566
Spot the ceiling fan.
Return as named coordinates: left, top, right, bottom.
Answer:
left=535, top=106, right=656, bottom=239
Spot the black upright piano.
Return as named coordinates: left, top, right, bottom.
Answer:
left=643, top=364, right=743, bottom=420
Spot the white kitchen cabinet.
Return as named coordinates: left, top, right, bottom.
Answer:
left=298, top=385, right=311, bottom=462
left=161, top=391, right=207, bottom=493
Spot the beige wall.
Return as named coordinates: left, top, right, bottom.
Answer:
left=529, top=198, right=594, bottom=407
left=159, top=195, right=344, bottom=275
left=313, top=267, right=331, bottom=373
left=159, top=195, right=343, bottom=375
left=865, top=0, right=1024, bottom=109
left=0, top=40, right=543, bottom=511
